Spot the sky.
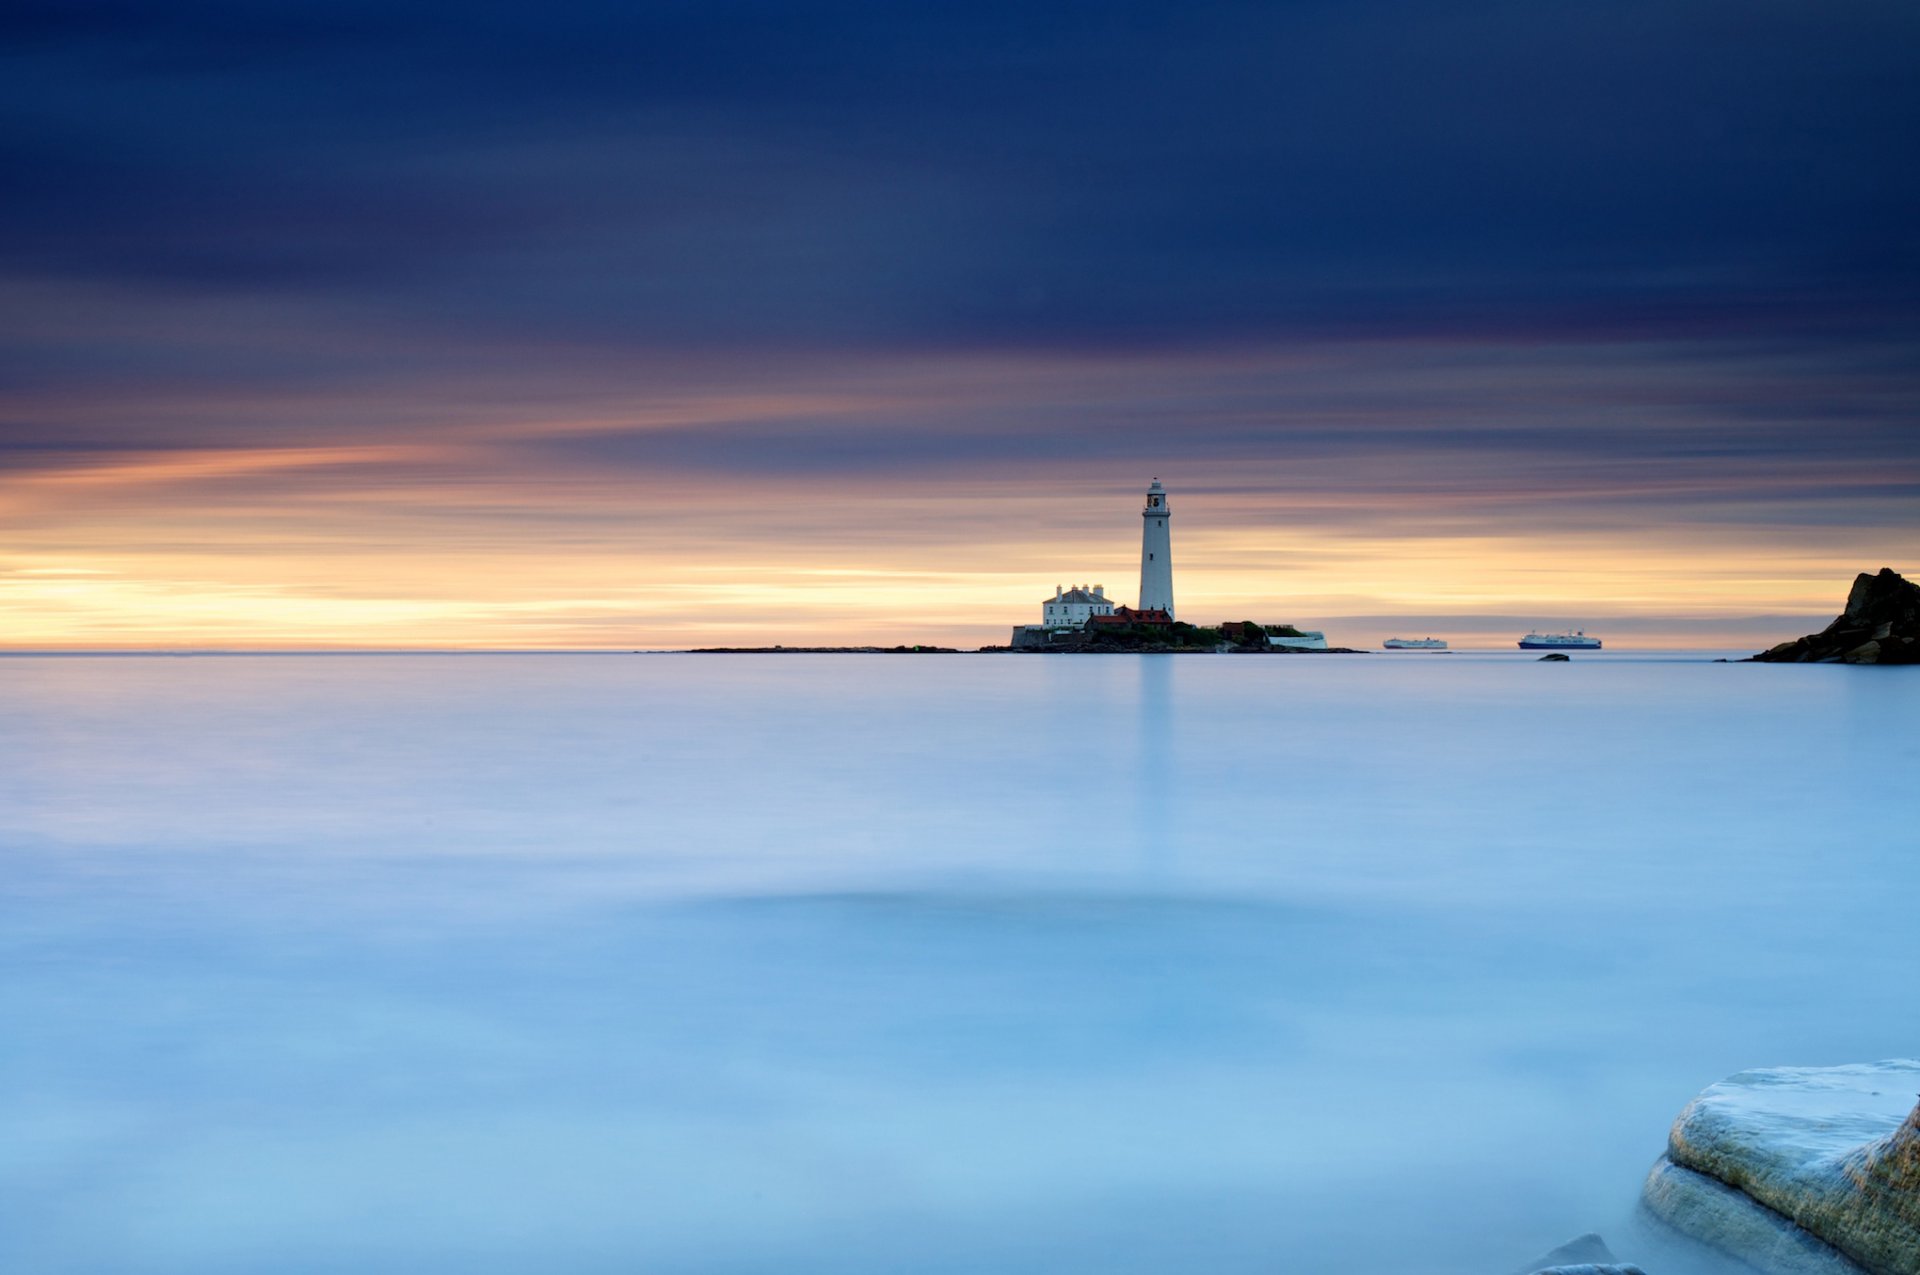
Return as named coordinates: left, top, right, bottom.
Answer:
left=3, top=0, right=1917, bottom=649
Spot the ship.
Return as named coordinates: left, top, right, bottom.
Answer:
left=1517, top=630, right=1602, bottom=650
left=1383, top=637, right=1448, bottom=650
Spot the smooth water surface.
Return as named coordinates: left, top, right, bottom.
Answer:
left=2, top=653, right=1914, bottom=1274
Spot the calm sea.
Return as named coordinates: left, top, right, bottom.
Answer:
left=2, top=652, right=1914, bottom=1274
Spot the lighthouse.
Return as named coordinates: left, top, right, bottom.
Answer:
left=1138, top=478, right=1174, bottom=618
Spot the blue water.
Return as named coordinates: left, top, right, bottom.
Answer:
left=1, top=653, right=1914, bottom=1274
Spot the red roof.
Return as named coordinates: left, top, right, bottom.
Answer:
left=1100, top=606, right=1171, bottom=624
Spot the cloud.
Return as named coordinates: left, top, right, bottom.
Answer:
left=4, top=1, right=1917, bottom=351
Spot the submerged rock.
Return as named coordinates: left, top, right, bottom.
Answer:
left=1751, top=568, right=1920, bottom=664
left=1510, top=1231, right=1650, bottom=1275
left=1641, top=1060, right=1920, bottom=1275
left=1515, top=1233, right=1618, bottom=1270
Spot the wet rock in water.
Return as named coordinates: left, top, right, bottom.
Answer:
left=1510, top=1232, right=1650, bottom=1275
left=1537, top=652, right=1571, bottom=661
left=1640, top=1060, right=1920, bottom=1275
left=1750, top=567, right=1920, bottom=664
left=1511, top=1232, right=1618, bottom=1272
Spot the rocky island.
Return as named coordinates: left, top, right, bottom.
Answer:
left=1751, top=568, right=1920, bottom=664
left=987, top=620, right=1364, bottom=654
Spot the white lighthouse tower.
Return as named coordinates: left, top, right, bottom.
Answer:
left=1138, top=477, right=1174, bottom=618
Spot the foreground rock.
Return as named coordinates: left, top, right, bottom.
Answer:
left=1641, top=1060, right=1920, bottom=1275
left=1751, top=568, right=1920, bottom=664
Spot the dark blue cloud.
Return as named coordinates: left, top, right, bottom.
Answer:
left=5, top=0, right=1918, bottom=352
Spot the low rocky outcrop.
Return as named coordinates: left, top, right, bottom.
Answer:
left=687, top=645, right=961, bottom=654
left=1640, top=1061, right=1920, bottom=1275
left=1751, top=568, right=1920, bottom=664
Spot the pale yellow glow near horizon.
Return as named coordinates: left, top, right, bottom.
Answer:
left=1, top=514, right=1897, bottom=650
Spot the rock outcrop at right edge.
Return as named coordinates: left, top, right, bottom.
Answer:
left=1751, top=568, right=1920, bottom=664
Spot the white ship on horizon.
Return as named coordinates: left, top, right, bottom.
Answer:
left=1518, top=630, right=1602, bottom=650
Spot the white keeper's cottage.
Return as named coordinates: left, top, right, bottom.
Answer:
left=1042, top=584, right=1115, bottom=629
